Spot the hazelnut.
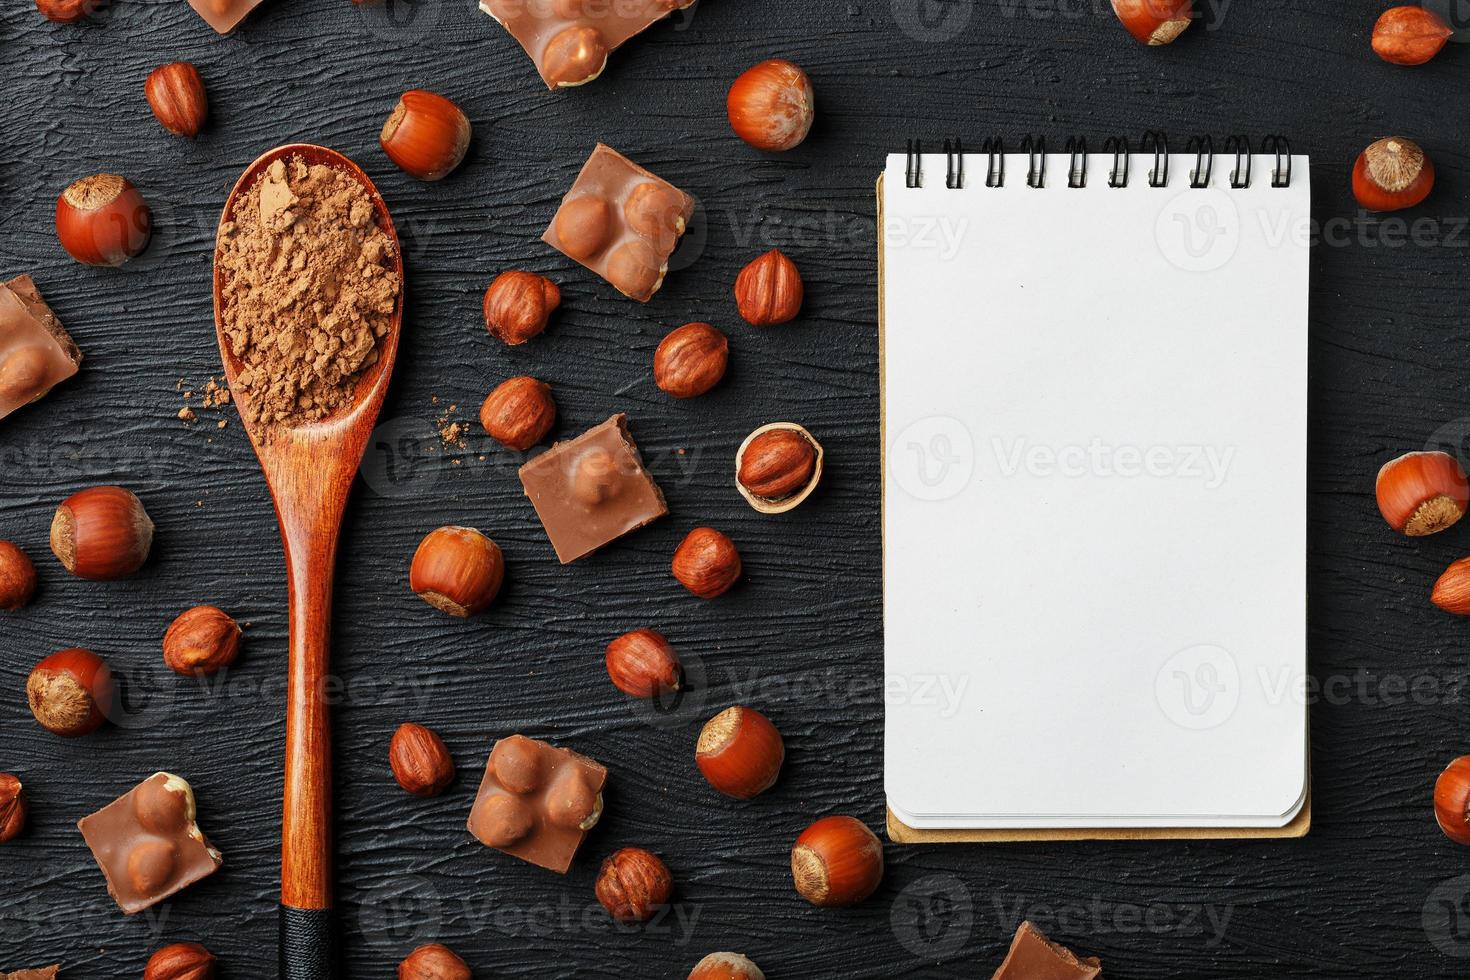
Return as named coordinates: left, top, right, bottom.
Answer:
left=1373, top=5, right=1453, bottom=66
left=1432, top=557, right=1470, bottom=615
left=380, top=90, right=472, bottom=181
left=389, top=722, right=455, bottom=797
left=696, top=706, right=784, bottom=800
left=163, top=606, right=242, bottom=676
left=409, top=526, right=504, bottom=617
left=27, top=648, right=113, bottom=737
left=134, top=774, right=194, bottom=834
left=605, top=239, right=665, bottom=302
left=0, top=773, right=27, bottom=843
left=35, top=0, right=97, bottom=21
left=145, top=62, right=209, bottom=138
left=483, top=270, right=560, bottom=345
left=129, top=839, right=178, bottom=893
left=1435, top=755, right=1470, bottom=845
left=55, top=174, right=152, bottom=267
left=480, top=376, right=556, bottom=451
left=689, top=953, right=766, bottom=980
left=605, top=629, right=682, bottom=699
left=672, top=527, right=742, bottom=599
left=1376, top=451, right=1468, bottom=536
left=490, top=734, right=545, bottom=794
left=734, top=249, right=803, bottom=326
left=727, top=59, right=815, bottom=152
left=790, top=815, right=884, bottom=907
left=0, top=347, right=51, bottom=404
left=0, top=540, right=38, bottom=610
left=399, top=943, right=470, bottom=980
left=1110, top=0, right=1192, bottom=44
left=595, top=847, right=674, bottom=923
left=572, top=449, right=622, bottom=507
left=542, top=24, right=609, bottom=88
left=545, top=767, right=602, bottom=830
left=736, top=424, right=823, bottom=513
left=1353, top=137, right=1434, bottom=212
left=473, top=793, right=535, bottom=847
left=553, top=195, right=614, bottom=261
left=144, top=942, right=217, bottom=980
left=624, top=181, right=686, bottom=252
left=654, top=322, right=728, bottom=399
left=50, top=485, right=155, bottom=580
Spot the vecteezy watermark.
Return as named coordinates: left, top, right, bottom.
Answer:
left=888, top=415, right=976, bottom=502
left=890, top=0, right=974, bottom=42
left=992, top=438, right=1236, bottom=489
left=892, top=874, right=975, bottom=962
left=882, top=213, right=972, bottom=263
left=991, top=894, right=1234, bottom=948
left=1155, top=189, right=1241, bottom=273
left=1155, top=644, right=1241, bottom=731
left=1424, top=874, right=1470, bottom=958
left=357, top=876, right=443, bottom=954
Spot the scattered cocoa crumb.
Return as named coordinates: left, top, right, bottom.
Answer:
left=201, top=378, right=231, bottom=408
left=217, top=419, right=228, bottom=430
left=178, top=407, right=197, bottom=423
left=217, top=156, right=401, bottom=435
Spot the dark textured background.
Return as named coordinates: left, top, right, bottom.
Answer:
left=3, top=0, right=1470, bottom=976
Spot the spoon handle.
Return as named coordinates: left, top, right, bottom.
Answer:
left=279, top=526, right=340, bottom=976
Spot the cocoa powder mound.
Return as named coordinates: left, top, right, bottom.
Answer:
left=217, top=156, right=401, bottom=432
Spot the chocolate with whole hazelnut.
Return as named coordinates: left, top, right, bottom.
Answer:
left=467, top=734, right=607, bottom=873
left=543, top=144, right=695, bottom=302
left=480, top=0, right=696, bottom=89
left=0, top=275, right=81, bottom=421
left=77, top=772, right=224, bottom=914
left=186, top=0, right=265, bottom=33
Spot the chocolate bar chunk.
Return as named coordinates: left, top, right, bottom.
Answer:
left=543, top=144, right=693, bottom=302
left=77, top=773, right=223, bottom=915
left=4, top=968, right=59, bottom=979
left=992, top=921, right=1102, bottom=980
left=519, top=414, right=668, bottom=563
left=467, top=735, right=607, bottom=873
left=187, top=0, right=266, bottom=34
left=479, top=0, right=695, bottom=90
left=0, top=275, right=80, bottom=422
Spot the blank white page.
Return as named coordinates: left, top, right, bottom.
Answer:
left=882, top=151, right=1310, bottom=829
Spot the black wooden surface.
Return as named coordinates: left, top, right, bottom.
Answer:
left=3, top=0, right=1470, bottom=976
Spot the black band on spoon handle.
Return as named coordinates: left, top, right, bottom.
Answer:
left=280, top=905, right=335, bottom=978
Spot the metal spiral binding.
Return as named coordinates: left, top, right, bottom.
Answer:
left=908, top=133, right=1293, bottom=191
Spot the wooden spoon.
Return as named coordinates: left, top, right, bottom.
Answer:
left=213, top=144, right=403, bottom=978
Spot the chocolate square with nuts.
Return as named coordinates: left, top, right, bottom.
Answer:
left=467, top=735, right=607, bottom=874
left=77, top=773, right=223, bottom=915
left=519, top=413, right=668, bottom=563
left=0, top=275, right=81, bottom=423
left=542, top=144, right=694, bottom=302
left=479, top=0, right=695, bottom=90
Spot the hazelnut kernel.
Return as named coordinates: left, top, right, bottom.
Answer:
left=162, top=605, right=242, bottom=676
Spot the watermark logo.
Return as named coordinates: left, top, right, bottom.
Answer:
left=1155, top=189, right=1240, bottom=273
left=992, top=437, right=1235, bottom=488
left=624, top=648, right=710, bottom=731
left=892, top=874, right=974, bottom=961
left=889, top=415, right=975, bottom=502
left=358, top=875, right=443, bottom=953
left=891, top=0, right=973, bottom=41
left=1424, top=875, right=1470, bottom=957
left=1155, top=644, right=1239, bottom=730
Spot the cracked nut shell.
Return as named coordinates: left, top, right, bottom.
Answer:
left=736, top=424, right=822, bottom=513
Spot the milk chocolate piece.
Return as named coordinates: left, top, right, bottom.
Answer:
left=519, top=413, right=668, bottom=562
left=479, top=0, right=695, bottom=90
left=0, top=275, right=80, bottom=422
left=4, top=968, right=59, bottom=979
left=543, top=144, right=694, bottom=302
left=187, top=0, right=267, bottom=34
left=992, top=922, right=1103, bottom=980
left=77, top=773, right=223, bottom=915
left=467, top=735, right=607, bottom=873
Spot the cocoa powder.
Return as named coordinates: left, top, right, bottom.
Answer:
left=217, top=156, right=400, bottom=432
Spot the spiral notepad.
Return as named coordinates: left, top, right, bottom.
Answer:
left=880, top=134, right=1311, bottom=838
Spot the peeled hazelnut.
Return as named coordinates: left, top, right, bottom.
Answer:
left=146, top=62, right=209, bottom=138
left=553, top=195, right=614, bottom=261
left=36, top=0, right=96, bottom=22
left=542, top=24, right=609, bottom=88
left=1110, top=0, right=1192, bottom=44
left=144, top=942, right=217, bottom=980
left=1376, top=451, right=1468, bottom=536
left=791, top=815, right=884, bottom=907
left=1353, top=137, right=1434, bottom=212
left=55, top=174, right=152, bottom=267
left=605, top=239, right=665, bottom=302
left=27, top=648, right=113, bottom=737
left=389, top=722, right=455, bottom=797
left=672, top=527, right=742, bottom=599
left=696, top=706, right=784, bottom=799
left=162, top=606, right=242, bottom=676
left=595, top=847, right=674, bottom=923
left=50, top=485, right=154, bottom=580
left=654, top=322, right=728, bottom=399
left=1373, top=5, right=1453, bottom=66
left=474, top=793, right=535, bottom=847
left=380, top=90, right=472, bottom=181
left=0, top=540, right=38, bottom=610
left=1435, top=755, right=1470, bottom=845
left=480, top=376, right=556, bottom=451
left=134, top=774, right=194, bottom=834
left=734, top=249, right=802, bottom=326
left=689, top=953, right=766, bottom=980
left=484, top=270, right=560, bottom=345
left=0, top=773, right=27, bottom=843
left=1432, top=557, right=1470, bottom=615
left=490, top=735, right=544, bottom=794
left=410, top=526, right=504, bottom=617
left=736, top=424, right=823, bottom=513
left=399, top=943, right=470, bottom=980
left=605, top=629, right=682, bottom=699
left=727, top=59, right=815, bottom=152
left=545, top=767, right=602, bottom=830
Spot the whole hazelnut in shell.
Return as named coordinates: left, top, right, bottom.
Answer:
left=27, top=648, right=113, bottom=737
left=410, top=526, right=504, bottom=617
